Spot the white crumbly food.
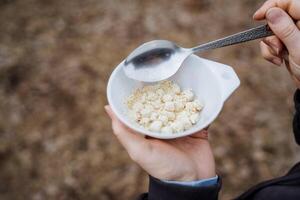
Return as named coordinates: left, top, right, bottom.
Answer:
left=126, top=81, right=203, bottom=133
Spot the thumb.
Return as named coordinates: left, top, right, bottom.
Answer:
left=266, top=8, right=300, bottom=57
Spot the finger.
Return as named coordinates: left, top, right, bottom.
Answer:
left=104, top=105, right=152, bottom=161
left=189, top=130, right=209, bottom=140
left=291, top=75, right=300, bottom=88
left=289, top=56, right=300, bottom=79
left=262, top=36, right=284, bottom=55
left=105, top=105, right=117, bottom=120
left=260, top=41, right=283, bottom=65
left=286, top=58, right=300, bottom=87
left=265, top=8, right=300, bottom=59
left=253, top=0, right=300, bottom=20
left=260, top=41, right=283, bottom=66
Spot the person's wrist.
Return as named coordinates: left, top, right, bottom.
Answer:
left=194, top=168, right=217, bottom=181
left=196, top=172, right=217, bottom=181
left=174, top=173, right=199, bottom=182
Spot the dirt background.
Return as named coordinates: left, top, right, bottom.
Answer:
left=0, top=0, right=300, bottom=199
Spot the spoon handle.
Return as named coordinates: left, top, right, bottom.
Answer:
left=191, top=24, right=274, bottom=52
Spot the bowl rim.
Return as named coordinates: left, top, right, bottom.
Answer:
left=107, top=55, right=224, bottom=139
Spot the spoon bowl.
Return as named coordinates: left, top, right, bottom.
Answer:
left=124, top=40, right=190, bottom=82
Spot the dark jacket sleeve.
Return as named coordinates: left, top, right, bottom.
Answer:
left=138, top=176, right=222, bottom=200
left=293, top=89, right=300, bottom=145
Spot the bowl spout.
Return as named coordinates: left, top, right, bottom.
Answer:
left=205, top=59, right=240, bottom=102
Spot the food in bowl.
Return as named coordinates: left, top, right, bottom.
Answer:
left=126, top=80, right=203, bottom=133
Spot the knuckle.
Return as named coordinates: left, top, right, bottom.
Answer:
left=281, top=24, right=297, bottom=39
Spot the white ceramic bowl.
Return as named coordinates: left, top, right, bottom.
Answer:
left=107, top=54, right=240, bottom=139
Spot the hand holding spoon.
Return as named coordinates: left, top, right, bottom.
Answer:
left=123, top=24, right=273, bottom=82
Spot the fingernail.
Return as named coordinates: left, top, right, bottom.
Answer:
left=272, top=57, right=282, bottom=66
left=266, top=8, right=282, bottom=24
left=253, top=10, right=259, bottom=18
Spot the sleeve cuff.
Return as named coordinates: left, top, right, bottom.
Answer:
left=148, top=175, right=221, bottom=200
left=162, top=176, right=218, bottom=187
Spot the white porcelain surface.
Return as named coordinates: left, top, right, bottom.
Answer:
left=107, top=54, right=240, bottom=139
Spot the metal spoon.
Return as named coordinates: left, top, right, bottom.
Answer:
left=123, top=24, right=273, bottom=82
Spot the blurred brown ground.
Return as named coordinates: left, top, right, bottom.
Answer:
left=0, top=0, right=300, bottom=199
